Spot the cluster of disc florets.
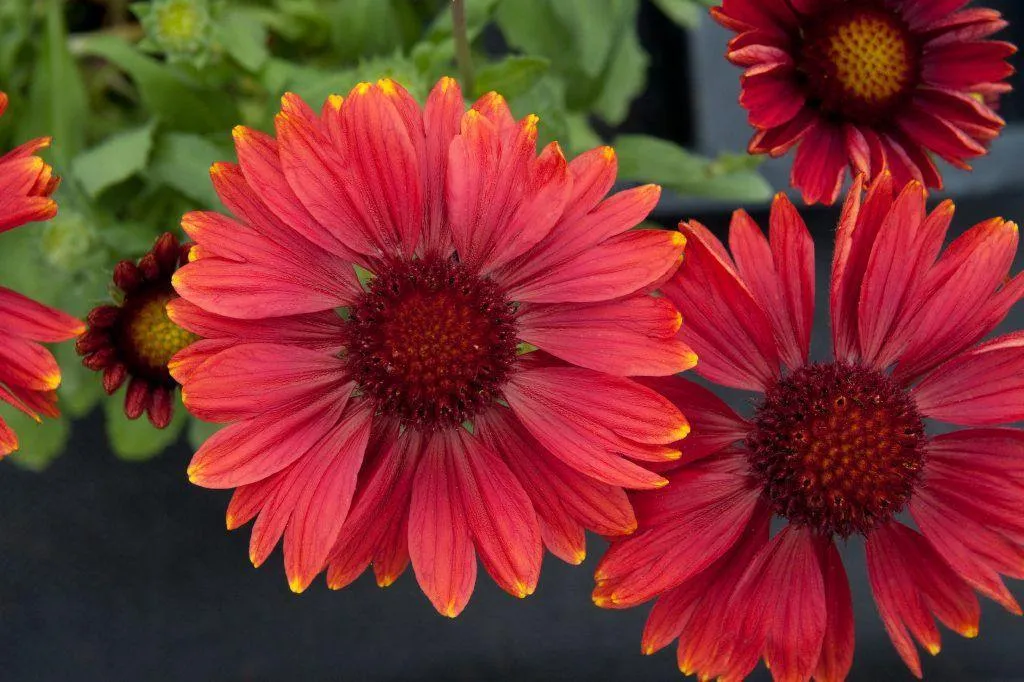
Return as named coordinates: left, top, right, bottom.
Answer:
left=747, top=362, right=926, bottom=538
left=346, top=256, right=519, bottom=430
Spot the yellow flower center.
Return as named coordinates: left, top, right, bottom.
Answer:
left=827, top=14, right=911, bottom=104
left=801, top=4, right=919, bottom=123
left=127, top=292, right=198, bottom=373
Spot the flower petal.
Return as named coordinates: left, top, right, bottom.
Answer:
left=450, top=428, right=542, bottom=599
left=516, top=297, right=696, bottom=377
left=866, top=522, right=981, bottom=678
left=636, top=376, right=748, bottom=465
left=0, top=287, right=83, bottom=342
left=181, top=343, right=349, bottom=422
left=408, top=434, right=477, bottom=617
left=912, top=332, right=1024, bottom=425
left=503, top=366, right=685, bottom=489
left=664, top=221, right=780, bottom=390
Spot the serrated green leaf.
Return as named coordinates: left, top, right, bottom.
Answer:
left=614, top=134, right=773, bottom=201
left=474, top=56, right=550, bottom=100
left=71, top=119, right=157, bottom=198
left=2, top=409, right=68, bottom=472
left=105, top=391, right=186, bottom=461
left=148, top=132, right=229, bottom=208
left=216, top=8, right=269, bottom=72
left=75, top=35, right=238, bottom=133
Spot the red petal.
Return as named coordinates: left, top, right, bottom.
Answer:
left=421, top=77, right=464, bottom=254
left=181, top=343, right=349, bottom=422
left=814, top=539, right=855, bottom=682
left=866, top=522, right=981, bottom=678
left=894, top=218, right=1021, bottom=381
left=517, top=296, right=696, bottom=377
left=408, top=434, right=477, bottom=617
left=282, top=405, right=373, bottom=592
left=503, top=366, right=684, bottom=489
left=593, top=454, right=763, bottom=609
left=166, top=298, right=345, bottom=352
left=727, top=197, right=813, bottom=370
left=508, top=228, right=684, bottom=304
left=912, top=332, right=1024, bottom=425
left=0, top=336, right=61, bottom=391
left=0, top=287, right=83, bottom=342
left=636, top=376, right=748, bottom=465
left=791, top=122, right=847, bottom=205
left=664, top=221, right=780, bottom=390
left=186, top=385, right=352, bottom=488
left=450, top=428, right=542, bottom=599
left=327, top=427, right=420, bottom=590
left=722, top=526, right=827, bottom=682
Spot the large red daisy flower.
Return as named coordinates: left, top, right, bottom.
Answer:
left=169, top=77, right=693, bottom=615
left=713, top=0, right=1016, bottom=204
left=594, top=174, right=1024, bottom=681
left=0, top=92, right=83, bottom=456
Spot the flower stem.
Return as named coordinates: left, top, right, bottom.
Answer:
left=451, top=0, right=475, bottom=95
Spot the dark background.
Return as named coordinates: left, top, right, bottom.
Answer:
left=2, top=2, right=1024, bottom=680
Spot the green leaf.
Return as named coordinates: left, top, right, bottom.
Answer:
left=105, top=391, right=186, bottom=461
left=495, top=0, right=647, bottom=125
left=71, top=119, right=158, bottom=198
left=75, top=35, right=238, bottom=133
left=614, top=134, right=773, bottom=201
left=588, top=14, right=648, bottom=126
left=16, top=0, right=88, bottom=167
left=148, top=132, right=230, bottom=208
left=2, top=410, right=68, bottom=472
left=474, top=56, right=550, bottom=100
left=187, top=417, right=223, bottom=451
left=651, top=0, right=704, bottom=27
left=53, top=343, right=103, bottom=419
left=215, top=8, right=269, bottom=72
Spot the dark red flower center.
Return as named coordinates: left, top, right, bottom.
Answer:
left=117, top=285, right=198, bottom=384
left=747, top=362, right=926, bottom=538
left=799, top=2, right=920, bottom=124
left=346, top=256, right=519, bottom=430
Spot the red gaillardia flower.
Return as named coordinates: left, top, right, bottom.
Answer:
left=713, top=0, right=1016, bottom=204
left=594, top=174, right=1024, bottom=681
left=168, top=77, right=693, bottom=615
left=0, top=91, right=82, bottom=456
left=77, top=232, right=196, bottom=429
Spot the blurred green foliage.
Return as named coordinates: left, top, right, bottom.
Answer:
left=0, top=0, right=766, bottom=466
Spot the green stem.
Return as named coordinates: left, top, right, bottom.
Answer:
left=451, top=0, right=475, bottom=95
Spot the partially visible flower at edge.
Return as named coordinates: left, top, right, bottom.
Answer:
left=714, top=0, right=1016, bottom=204
left=76, top=232, right=196, bottom=429
left=595, top=174, right=1024, bottom=681
left=168, top=76, right=695, bottom=615
left=0, top=91, right=83, bottom=457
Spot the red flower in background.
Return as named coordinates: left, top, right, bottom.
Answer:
left=76, top=232, right=195, bottom=429
left=0, top=92, right=82, bottom=456
left=713, top=0, right=1016, bottom=204
left=169, top=77, right=694, bottom=615
left=595, top=175, right=1024, bottom=681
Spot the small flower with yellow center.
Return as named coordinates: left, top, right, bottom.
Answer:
left=136, top=0, right=212, bottom=65
left=77, top=232, right=198, bottom=428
